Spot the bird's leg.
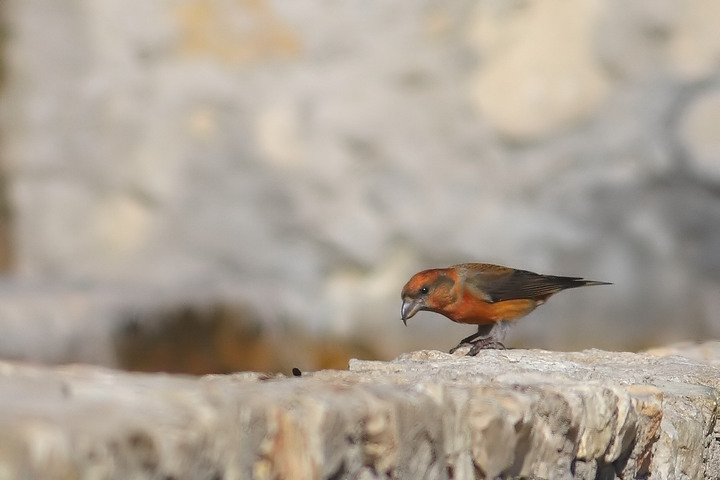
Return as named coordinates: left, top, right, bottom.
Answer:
left=450, top=328, right=486, bottom=351
left=449, top=324, right=496, bottom=354
left=449, top=323, right=508, bottom=356
left=467, top=337, right=506, bottom=356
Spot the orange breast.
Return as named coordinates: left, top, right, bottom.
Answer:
left=443, top=290, right=538, bottom=325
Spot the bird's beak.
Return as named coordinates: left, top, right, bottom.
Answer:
left=401, top=298, right=423, bottom=326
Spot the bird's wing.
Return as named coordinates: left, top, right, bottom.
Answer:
left=461, top=264, right=586, bottom=303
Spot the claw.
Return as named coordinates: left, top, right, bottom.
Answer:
left=465, top=339, right=506, bottom=356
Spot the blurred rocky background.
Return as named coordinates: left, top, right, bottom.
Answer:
left=0, top=0, right=719, bottom=374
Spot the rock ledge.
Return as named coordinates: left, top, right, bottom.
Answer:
left=1, top=345, right=719, bottom=479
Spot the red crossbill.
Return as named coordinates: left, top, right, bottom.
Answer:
left=401, top=263, right=610, bottom=355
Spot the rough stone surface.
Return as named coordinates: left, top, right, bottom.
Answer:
left=1, top=345, right=720, bottom=479
left=2, top=0, right=720, bottom=363
left=469, top=0, right=611, bottom=140
left=679, top=87, right=720, bottom=182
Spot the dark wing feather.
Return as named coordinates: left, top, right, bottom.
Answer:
left=464, top=266, right=600, bottom=303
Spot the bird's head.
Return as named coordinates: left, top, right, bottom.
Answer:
left=400, top=269, right=455, bottom=325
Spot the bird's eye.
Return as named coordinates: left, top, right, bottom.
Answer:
left=420, top=286, right=429, bottom=295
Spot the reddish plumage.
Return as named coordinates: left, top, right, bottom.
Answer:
left=400, top=263, right=610, bottom=355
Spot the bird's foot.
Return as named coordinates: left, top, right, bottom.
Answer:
left=467, top=339, right=506, bottom=356
left=450, top=337, right=506, bottom=356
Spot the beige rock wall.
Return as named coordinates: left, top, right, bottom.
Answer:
left=1, top=345, right=720, bottom=479
left=1, top=0, right=720, bottom=363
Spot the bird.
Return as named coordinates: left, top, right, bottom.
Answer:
left=400, top=263, right=611, bottom=356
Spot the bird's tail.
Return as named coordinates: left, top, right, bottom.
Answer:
left=533, top=277, right=611, bottom=303
left=543, top=276, right=612, bottom=293
left=578, top=280, right=613, bottom=287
